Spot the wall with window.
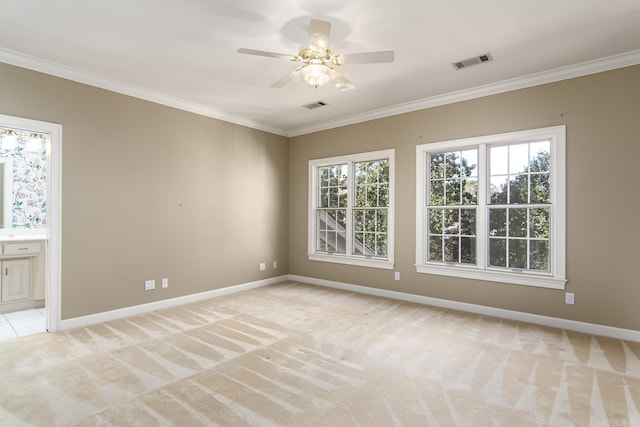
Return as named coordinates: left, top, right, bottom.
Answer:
left=0, top=62, right=289, bottom=320
left=289, top=65, right=640, bottom=331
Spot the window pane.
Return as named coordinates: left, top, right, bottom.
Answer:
left=509, top=208, right=528, bottom=237
left=530, top=240, right=550, bottom=272
left=509, top=144, right=529, bottom=174
left=376, top=234, right=388, bottom=257
left=329, top=186, right=338, bottom=207
left=445, top=152, right=460, bottom=178
left=376, top=210, right=388, bottom=232
left=379, top=183, right=389, bottom=207
left=509, top=239, right=527, bottom=269
left=353, top=232, right=363, bottom=255
left=337, top=164, right=348, bottom=185
left=489, top=238, right=507, bottom=267
left=429, top=209, right=443, bottom=234
left=490, top=146, right=508, bottom=175
left=530, top=208, right=550, bottom=238
left=354, top=210, right=365, bottom=232
left=462, top=178, right=477, bottom=204
left=353, top=209, right=387, bottom=258
left=444, top=236, right=459, bottom=262
left=490, top=176, right=508, bottom=204
left=530, top=140, right=550, bottom=172
left=320, top=190, right=329, bottom=208
left=530, top=173, right=550, bottom=204
left=444, top=209, right=459, bottom=235
left=430, top=180, right=444, bottom=205
left=461, top=149, right=478, bottom=177
left=489, top=208, right=507, bottom=237
left=319, top=167, right=329, bottom=186
left=446, top=179, right=461, bottom=205
left=460, top=237, right=476, bottom=264
left=355, top=160, right=389, bottom=209
left=509, top=175, right=528, bottom=204
left=316, top=210, right=346, bottom=254
left=355, top=184, right=366, bottom=208
left=430, top=153, right=444, bottom=179
left=429, top=236, right=443, bottom=262
left=460, top=208, right=476, bottom=236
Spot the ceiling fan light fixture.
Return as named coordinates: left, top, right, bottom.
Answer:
left=300, top=62, right=331, bottom=88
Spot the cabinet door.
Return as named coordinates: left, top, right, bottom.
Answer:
left=1, top=259, right=31, bottom=302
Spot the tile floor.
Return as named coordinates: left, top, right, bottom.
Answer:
left=0, top=308, right=46, bottom=341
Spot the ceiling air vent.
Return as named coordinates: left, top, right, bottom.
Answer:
left=452, top=53, right=493, bottom=70
left=303, top=100, right=329, bottom=110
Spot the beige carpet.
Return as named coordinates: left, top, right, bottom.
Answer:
left=1, top=281, right=639, bottom=426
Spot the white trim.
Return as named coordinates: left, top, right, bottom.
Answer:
left=0, top=158, right=13, bottom=229
left=415, top=125, right=566, bottom=289
left=308, top=253, right=394, bottom=270
left=414, top=264, right=565, bottom=289
left=0, top=48, right=288, bottom=137
left=289, top=49, right=640, bottom=136
left=308, top=149, right=395, bottom=270
left=0, top=114, right=62, bottom=333
left=54, top=273, right=640, bottom=342
left=2, top=46, right=639, bottom=138
left=59, top=275, right=287, bottom=331
left=288, top=275, right=640, bottom=343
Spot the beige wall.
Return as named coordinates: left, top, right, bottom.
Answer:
left=2, top=60, right=639, bottom=331
left=0, top=63, right=289, bottom=320
left=289, top=65, right=640, bottom=331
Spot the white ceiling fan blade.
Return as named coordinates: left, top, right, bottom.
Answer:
left=309, top=19, right=331, bottom=51
left=237, top=48, right=294, bottom=60
left=335, top=50, right=395, bottom=65
left=329, top=69, right=355, bottom=92
left=270, top=70, right=299, bottom=88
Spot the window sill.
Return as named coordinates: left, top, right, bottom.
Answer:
left=415, top=264, right=566, bottom=289
left=309, top=253, right=394, bottom=270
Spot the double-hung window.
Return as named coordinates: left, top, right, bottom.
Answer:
left=309, top=149, right=395, bottom=270
left=416, top=126, right=566, bottom=288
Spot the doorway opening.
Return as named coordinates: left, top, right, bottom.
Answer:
left=0, top=114, right=61, bottom=335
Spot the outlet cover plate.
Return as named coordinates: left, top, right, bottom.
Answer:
left=565, top=292, right=575, bottom=304
left=259, top=262, right=266, bottom=271
left=144, top=280, right=155, bottom=291
left=161, top=278, right=168, bottom=288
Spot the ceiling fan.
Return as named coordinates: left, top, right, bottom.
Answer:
left=238, top=19, right=394, bottom=91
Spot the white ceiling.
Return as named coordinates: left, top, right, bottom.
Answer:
left=1, top=0, right=640, bottom=136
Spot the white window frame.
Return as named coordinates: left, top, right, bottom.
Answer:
left=415, top=126, right=566, bottom=289
left=309, top=149, right=395, bottom=270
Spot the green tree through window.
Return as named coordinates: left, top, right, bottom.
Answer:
left=427, top=149, right=478, bottom=264
left=488, top=141, right=551, bottom=272
left=310, top=149, right=395, bottom=270
left=353, top=160, right=389, bottom=257
left=417, top=126, right=565, bottom=288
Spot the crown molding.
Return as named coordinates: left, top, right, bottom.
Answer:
left=2, top=47, right=639, bottom=138
left=288, top=49, right=640, bottom=137
left=0, top=47, right=289, bottom=137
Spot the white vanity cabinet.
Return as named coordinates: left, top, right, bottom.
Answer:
left=1, top=259, right=31, bottom=301
left=0, top=239, right=45, bottom=313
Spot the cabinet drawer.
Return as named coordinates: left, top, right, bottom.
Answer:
left=3, top=242, right=41, bottom=255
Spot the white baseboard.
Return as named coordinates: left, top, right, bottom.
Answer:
left=289, top=274, right=640, bottom=343
left=59, top=275, right=288, bottom=331
left=58, top=273, right=640, bottom=343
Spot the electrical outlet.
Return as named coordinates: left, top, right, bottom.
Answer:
left=259, top=262, right=266, bottom=271
left=394, top=272, right=400, bottom=281
left=565, top=292, right=575, bottom=305
left=273, top=261, right=278, bottom=269
left=161, top=278, right=169, bottom=288
left=144, top=280, right=155, bottom=291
